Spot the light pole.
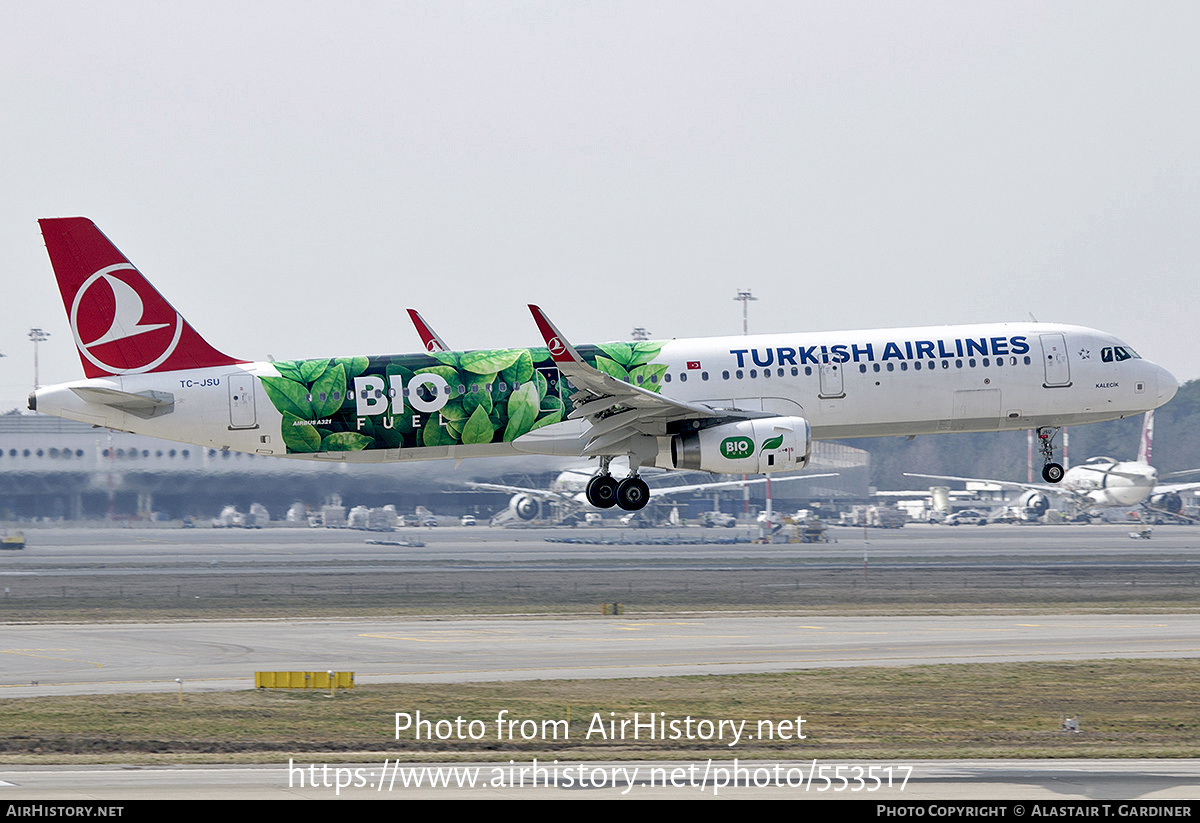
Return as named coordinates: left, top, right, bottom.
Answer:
left=733, top=290, right=758, bottom=516
left=733, top=290, right=756, bottom=335
left=29, top=328, right=50, bottom=392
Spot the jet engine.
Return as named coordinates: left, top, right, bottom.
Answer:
left=1018, top=490, right=1050, bottom=519
left=509, top=494, right=543, bottom=521
left=1150, top=491, right=1183, bottom=514
left=670, top=416, right=811, bottom=474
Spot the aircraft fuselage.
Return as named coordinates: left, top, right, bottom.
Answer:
left=33, top=323, right=1175, bottom=468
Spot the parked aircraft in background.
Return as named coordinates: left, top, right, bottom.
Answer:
left=31, top=218, right=1178, bottom=515
left=906, top=411, right=1200, bottom=519
left=472, top=468, right=838, bottom=524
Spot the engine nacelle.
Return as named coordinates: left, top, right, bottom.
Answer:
left=1151, top=491, right=1183, bottom=514
left=671, top=416, right=811, bottom=474
left=1018, top=490, right=1050, bottom=518
left=510, top=494, right=542, bottom=521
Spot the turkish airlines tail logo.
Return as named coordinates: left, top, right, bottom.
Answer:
left=40, top=218, right=244, bottom=378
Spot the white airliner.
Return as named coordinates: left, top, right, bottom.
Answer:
left=906, top=411, right=1200, bottom=518
left=30, top=218, right=1179, bottom=513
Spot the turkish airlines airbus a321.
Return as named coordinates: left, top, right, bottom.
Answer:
left=29, top=218, right=1178, bottom=512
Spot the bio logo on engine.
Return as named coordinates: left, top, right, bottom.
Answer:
left=720, top=436, right=754, bottom=459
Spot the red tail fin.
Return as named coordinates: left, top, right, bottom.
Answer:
left=39, top=218, right=244, bottom=378
left=1138, top=410, right=1154, bottom=465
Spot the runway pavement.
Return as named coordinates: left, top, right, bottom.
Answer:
left=1, top=523, right=1199, bottom=699
left=2, top=524, right=1199, bottom=801
left=2, top=612, right=1198, bottom=698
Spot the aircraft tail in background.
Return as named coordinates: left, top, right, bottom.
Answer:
left=1137, top=411, right=1154, bottom=465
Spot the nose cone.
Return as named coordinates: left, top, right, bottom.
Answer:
left=1155, top=363, right=1178, bottom=407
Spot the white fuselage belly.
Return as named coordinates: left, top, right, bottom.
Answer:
left=33, top=322, right=1173, bottom=468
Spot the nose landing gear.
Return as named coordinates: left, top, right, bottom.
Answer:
left=1038, top=427, right=1065, bottom=483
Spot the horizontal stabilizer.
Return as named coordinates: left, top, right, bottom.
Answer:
left=70, top=387, right=175, bottom=419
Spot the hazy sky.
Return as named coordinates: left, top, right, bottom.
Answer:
left=3, top=2, right=1198, bottom=412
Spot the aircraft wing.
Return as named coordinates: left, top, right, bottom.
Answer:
left=527, top=304, right=766, bottom=456
left=903, top=473, right=1051, bottom=494
left=647, top=473, right=839, bottom=498
left=464, top=481, right=576, bottom=503
left=1151, top=480, right=1200, bottom=496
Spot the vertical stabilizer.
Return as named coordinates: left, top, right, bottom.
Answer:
left=1137, top=411, right=1155, bottom=465
left=39, top=217, right=244, bottom=378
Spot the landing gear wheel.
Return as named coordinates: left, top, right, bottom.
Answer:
left=586, top=475, right=618, bottom=508
left=1042, top=462, right=1065, bottom=484
left=1036, top=427, right=1064, bottom=484
left=615, top=477, right=650, bottom=511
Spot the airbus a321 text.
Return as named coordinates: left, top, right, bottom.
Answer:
left=30, top=218, right=1179, bottom=512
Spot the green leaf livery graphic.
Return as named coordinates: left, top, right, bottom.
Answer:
left=761, top=435, right=784, bottom=452
left=260, top=341, right=670, bottom=454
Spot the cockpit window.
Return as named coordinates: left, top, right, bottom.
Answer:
left=1099, top=345, right=1137, bottom=362
left=1101, top=346, right=1141, bottom=363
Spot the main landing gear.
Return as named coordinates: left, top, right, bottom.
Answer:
left=585, top=456, right=650, bottom=511
left=1037, top=426, right=1065, bottom=484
